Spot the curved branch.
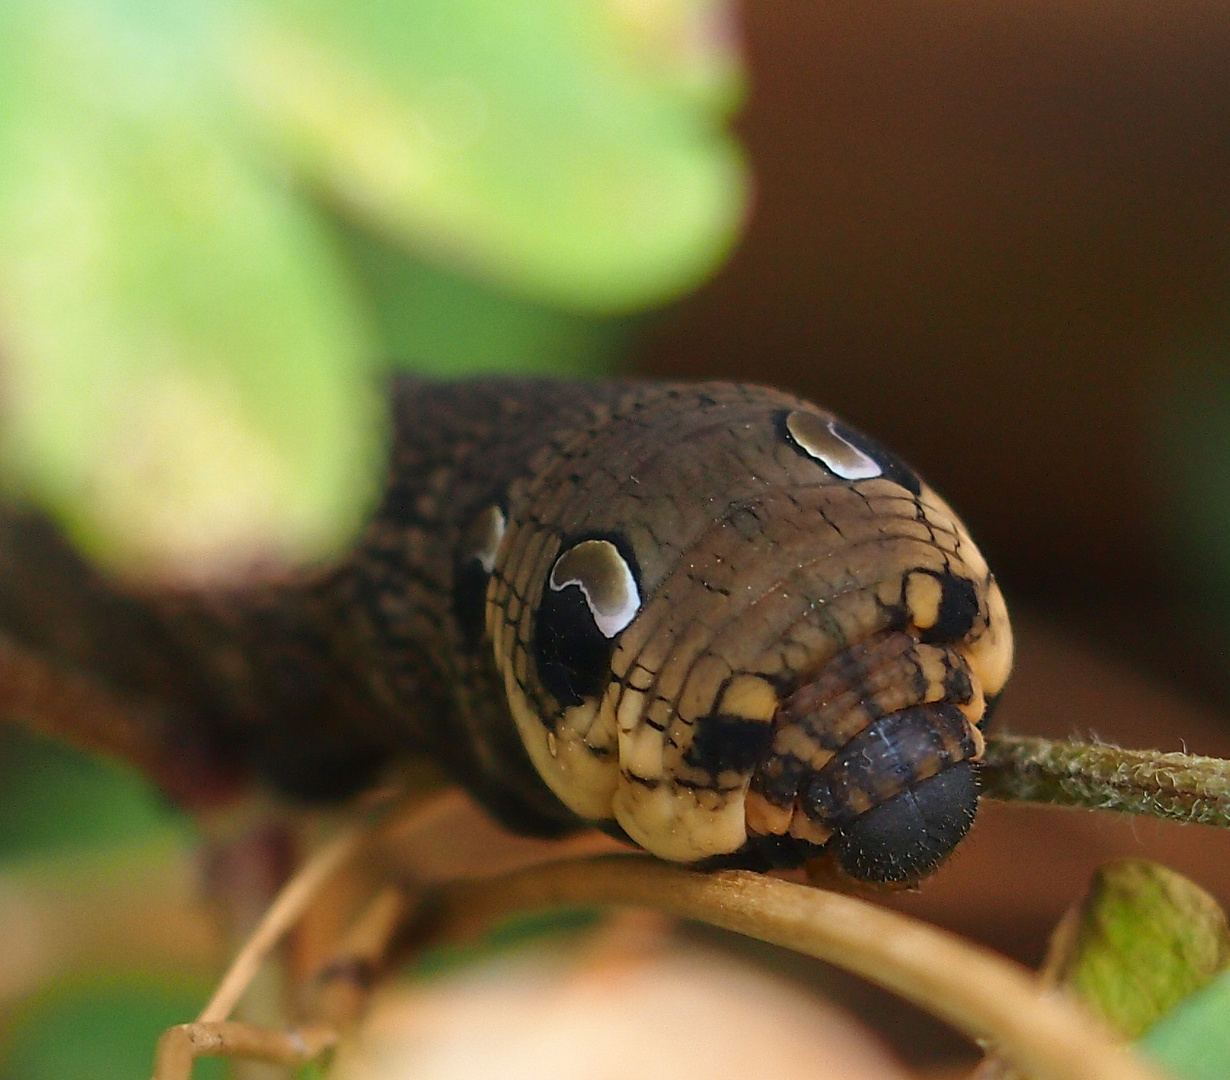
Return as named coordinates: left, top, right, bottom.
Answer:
left=421, top=854, right=1166, bottom=1080
left=197, top=823, right=369, bottom=1025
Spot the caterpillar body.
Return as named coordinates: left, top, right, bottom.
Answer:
left=0, top=380, right=1013, bottom=884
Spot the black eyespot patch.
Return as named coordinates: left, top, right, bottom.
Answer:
left=532, top=535, right=642, bottom=708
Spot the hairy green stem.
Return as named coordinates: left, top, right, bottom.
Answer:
left=981, top=734, right=1230, bottom=827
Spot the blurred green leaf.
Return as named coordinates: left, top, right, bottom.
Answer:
left=229, top=0, right=747, bottom=313
left=0, top=729, right=186, bottom=861
left=1139, top=968, right=1230, bottom=1080
left=1044, top=859, right=1230, bottom=1040
left=341, top=224, right=634, bottom=376
left=0, top=0, right=746, bottom=581
left=0, top=977, right=222, bottom=1080
left=0, top=0, right=383, bottom=582
left=0, top=4, right=748, bottom=1077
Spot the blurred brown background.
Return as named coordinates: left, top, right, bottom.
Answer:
left=639, top=1, right=1230, bottom=1062
left=642, top=0, right=1230, bottom=696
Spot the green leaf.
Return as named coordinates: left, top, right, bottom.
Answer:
left=0, top=729, right=187, bottom=860
left=340, top=224, right=634, bottom=376
left=1044, top=859, right=1230, bottom=1040
left=1139, top=967, right=1230, bottom=1080
left=0, top=0, right=383, bottom=581
left=0, top=977, right=223, bottom=1080
left=228, top=0, right=748, bottom=313
left=0, top=0, right=747, bottom=581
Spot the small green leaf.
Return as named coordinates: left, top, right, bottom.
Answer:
left=340, top=224, right=634, bottom=377
left=1045, top=859, right=1230, bottom=1040
left=1139, top=967, right=1230, bottom=1080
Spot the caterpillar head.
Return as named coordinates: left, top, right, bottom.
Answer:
left=473, top=384, right=1012, bottom=884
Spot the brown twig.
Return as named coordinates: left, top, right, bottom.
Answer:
left=150, top=824, right=365, bottom=1080
left=155, top=733, right=1230, bottom=1080
left=0, top=631, right=240, bottom=807
left=152, top=1021, right=337, bottom=1079
left=423, top=855, right=1167, bottom=1080
left=151, top=790, right=449, bottom=1080
left=307, top=885, right=414, bottom=1030
left=981, top=734, right=1230, bottom=826
left=197, top=819, right=375, bottom=1025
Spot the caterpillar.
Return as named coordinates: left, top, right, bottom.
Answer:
left=0, top=380, right=1013, bottom=884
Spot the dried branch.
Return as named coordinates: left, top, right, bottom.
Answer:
left=148, top=790, right=450, bottom=1080
left=197, top=822, right=370, bottom=1025
left=157, top=738, right=1225, bottom=1080
left=306, top=885, right=414, bottom=1029
left=422, top=855, right=1167, bottom=1080
left=0, top=631, right=240, bottom=807
left=981, top=734, right=1230, bottom=827
left=152, top=1020, right=337, bottom=1079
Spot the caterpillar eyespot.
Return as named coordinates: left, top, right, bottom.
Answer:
left=782, top=410, right=883, bottom=481
left=0, top=379, right=1013, bottom=885
left=533, top=537, right=642, bottom=707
